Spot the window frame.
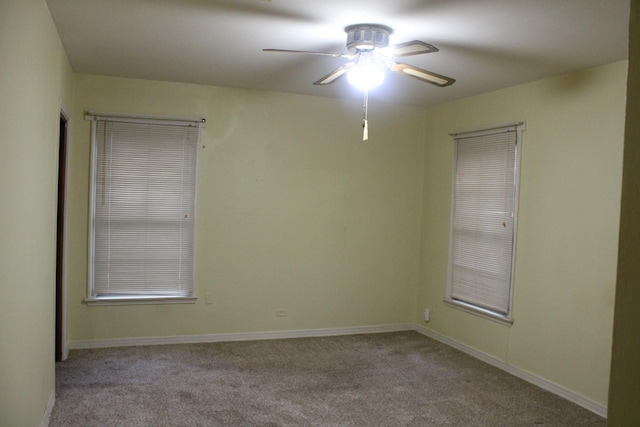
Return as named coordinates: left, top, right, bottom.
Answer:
left=444, top=122, right=525, bottom=325
left=84, top=112, right=204, bottom=306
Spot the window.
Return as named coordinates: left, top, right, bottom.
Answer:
left=85, top=113, right=203, bottom=304
left=445, top=123, right=524, bottom=323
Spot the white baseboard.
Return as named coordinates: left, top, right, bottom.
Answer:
left=412, top=324, right=607, bottom=418
left=40, top=391, right=55, bottom=427
left=67, top=323, right=414, bottom=350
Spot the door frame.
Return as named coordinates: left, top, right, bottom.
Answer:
left=56, top=103, right=71, bottom=361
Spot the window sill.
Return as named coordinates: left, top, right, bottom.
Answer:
left=84, top=296, right=197, bottom=306
left=443, top=298, right=514, bottom=326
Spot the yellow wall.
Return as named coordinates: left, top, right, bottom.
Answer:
left=0, top=1, right=73, bottom=425
left=65, top=75, right=425, bottom=342
left=608, top=1, right=640, bottom=424
left=417, top=61, right=627, bottom=407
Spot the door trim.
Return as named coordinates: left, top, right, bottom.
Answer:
left=56, top=101, right=71, bottom=361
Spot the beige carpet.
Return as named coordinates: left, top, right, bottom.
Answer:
left=50, top=331, right=605, bottom=426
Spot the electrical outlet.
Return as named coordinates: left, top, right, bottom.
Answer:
left=276, top=309, right=288, bottom=317
left=205, top=292, right=213, bottom=305
left=424, top=308, right=430, bottom=322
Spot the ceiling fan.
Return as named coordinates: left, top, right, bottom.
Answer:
left=264, top=24, right=455, bottom=140
left=264, top=24, right=455, bottom=89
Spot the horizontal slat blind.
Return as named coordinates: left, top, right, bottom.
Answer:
left=92, top=120, right=198, bottom=298
left=450, top=129, right=517, bottom=315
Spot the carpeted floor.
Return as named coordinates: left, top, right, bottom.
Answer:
left=50, top=331, right=606, bottom=426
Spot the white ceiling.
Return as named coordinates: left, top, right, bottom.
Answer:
left=46, top=0, right=630, bottom=108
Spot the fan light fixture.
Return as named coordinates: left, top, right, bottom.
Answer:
left=346, top=53, right=385, bottom=90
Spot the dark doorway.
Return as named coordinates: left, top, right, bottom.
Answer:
left=56, top=113, right=68, bottom=362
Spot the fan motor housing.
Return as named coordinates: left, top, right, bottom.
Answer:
left=345, top=24, right=392, bottom=53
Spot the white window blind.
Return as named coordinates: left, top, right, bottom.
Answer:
left=447, top=124, right=522, bottom=319
left=89, top=117, right=200, bottom=301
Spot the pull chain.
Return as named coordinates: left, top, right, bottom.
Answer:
left=362, top=89, right=369, bottom=141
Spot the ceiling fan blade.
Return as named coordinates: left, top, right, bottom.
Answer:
left=263, top=49, right=351, bottom=59
left=378, top=40, right=438, bottom=57
left=313, top=63, right=355, bottom=85
left=389, top=63, right=455, bottom=87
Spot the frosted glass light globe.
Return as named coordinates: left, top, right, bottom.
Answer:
left=347, top=64, right=385, bottom=90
